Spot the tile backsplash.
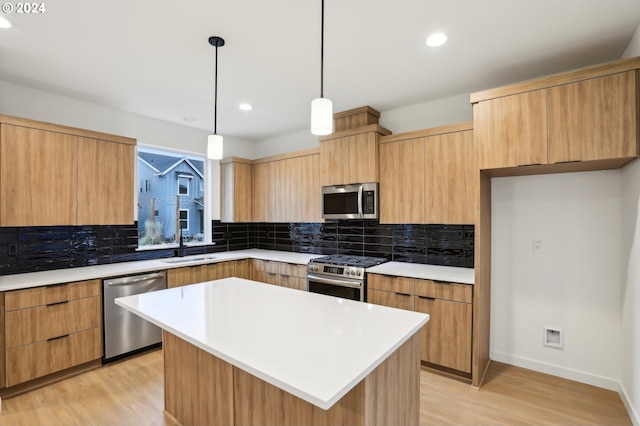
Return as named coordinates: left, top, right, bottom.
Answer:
left=0, top=221, right=473, bottom=276
left=213, top=220, right=474, bottom=268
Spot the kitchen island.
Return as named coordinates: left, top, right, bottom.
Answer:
left=115, top=277, right=429, bottom=426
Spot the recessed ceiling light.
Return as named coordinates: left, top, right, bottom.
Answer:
left=239, top=103, right=253, bottom=111
left=426, top=32, right=448, bottom=47
left=0, top=16, right=12, bottom=29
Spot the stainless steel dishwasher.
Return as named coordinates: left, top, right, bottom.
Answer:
left=103, top=271, right=167, bottom=362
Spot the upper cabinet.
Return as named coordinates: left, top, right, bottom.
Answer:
left=0, top=116, right=136, bottom=226
left=379, top=122, right=474, bottom=225
left=472, top=57, right=640, bottom=173
left=319, top=106, right=390, bottom=186
left=220, top=157, right=253, bottom=223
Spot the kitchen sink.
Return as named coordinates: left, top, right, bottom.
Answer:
left=161, top=256, right=217, bottom=264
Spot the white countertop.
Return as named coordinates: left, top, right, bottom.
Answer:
left=367, top=261, right=475, bottom=284
left=115, top=277, right=429, bottom=410
left=0, top=249, right=320, bottom=292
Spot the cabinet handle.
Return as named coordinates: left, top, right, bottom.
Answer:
left=267, top=272, right=277, bottom=276
left=517, top=163, right=542, bottom=167
left=47, top=334, right=69, bottom=342
left=46, top=300, right=69, bottom=307
left=280, top=274, right=290, bottom=278
left=418, top=296, right=435, bottom=300
left=430, top=280, right=451, bottom=285
left=46, top=282, right=69, bottom=288
left=554, top=160, right=581, bottom=164
left=395, top=292, right=411, bottom=297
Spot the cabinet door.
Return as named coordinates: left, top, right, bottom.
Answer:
left=425, top=130, right=474, bottom=224
left=167, top=265, right=207, bottom=288
left=207, top=261, right=235, bottom=280
left=252, top=161, right=275, bottom=222
left=415, top=296, right=472, bottom=373
left=220, top=160, right=253, bottom=222
left=0, top=124, right=78, bottom=226
left=320, top=132, right=378, bottom=186
left=77, top=137, right=134, bottom=225
left=548, top=71, right=638, bottom=163
left=234, top=259, right=251, bottom=279
left=284, top=154, right=322, bottom=223
left=474, top=90, right=547, bottom=169
left=379, top=138, right=425, bottom=224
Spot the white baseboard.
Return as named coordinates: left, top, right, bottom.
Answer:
left=619, top=381, right=640, bottom=426
left=490, top=350, right=619, bottom=391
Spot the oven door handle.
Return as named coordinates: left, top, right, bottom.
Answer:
left=307, top=273, right=363, bottom=289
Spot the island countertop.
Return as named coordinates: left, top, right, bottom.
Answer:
left=115, top=277, right=429, bottom=410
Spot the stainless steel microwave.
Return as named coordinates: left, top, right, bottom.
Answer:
left=322, top=182, right=378, bottom=220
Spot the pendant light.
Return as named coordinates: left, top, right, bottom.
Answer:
left=207, top=36, right=225, bottom=160
left=311, top=0, right=333, bottom=136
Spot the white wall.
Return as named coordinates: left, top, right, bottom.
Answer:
left=620, top=22, right=640, bottom=426
left=0, top=80, right=256, bottom=220
left=252, top=93, right=474, bottom=158
left=491, top=171, right=622, bottom=390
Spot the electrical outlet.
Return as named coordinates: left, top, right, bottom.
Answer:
left=544, top=326, right=563, bottom=350
left=533, top=240, right=543, bottom=254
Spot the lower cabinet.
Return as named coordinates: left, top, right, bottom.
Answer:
left=251, top=260, right=307, bottom=291
left=367, top=273, right=473, bottom=375
left=167, top=260, right=247, bottom=288
left=2, top=279, right=102, bottom=388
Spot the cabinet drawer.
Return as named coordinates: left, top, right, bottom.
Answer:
left=368, top=289, right=415, bottom=311
left=5, top=327, right=102, bottom=387
left=252, top=270, right=279, bottom=286
left=5, top=279, right=101, bottom=311
left=279, top=275, right=306, bottom=291
left=278, top=262, right=306, bottom=278
left=368, top=274, right=414, bottom=294
left=5, top=296, right=101, bottom=348
left=252, top=259, right=279, bottom=274
left=414, top=279, right=472, bottom=303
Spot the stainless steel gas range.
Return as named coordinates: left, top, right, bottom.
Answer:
left=307, top=254, right=388, bottom=302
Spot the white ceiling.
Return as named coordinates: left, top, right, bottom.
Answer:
left=1, top=0, right=639, bottom=141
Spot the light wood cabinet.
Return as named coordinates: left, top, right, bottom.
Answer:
left=379, top=122, right=474, bottom=225
left=220, top=157, right=253, bottom=222
left=0, top=124, right=78, bottom=226
left=251, top=150, right=321, bottom=223
left=2, top=279, right=102, bottom=388
left=251, top=259, right=307, bottom=291
left=548, top=71, right=638, bottom=163
left=319, top=125, right=391, bottom=186
left=473, top=68, right=639, bottom=174
left=367, top=273, right=472, bottom=374
left=167, top=260, right=242, bottom=288
left=77, top=137, right=134, bottom=225
left=379, top=137, right=426, bottom=224
left=0, top=115, right=136, bottom=226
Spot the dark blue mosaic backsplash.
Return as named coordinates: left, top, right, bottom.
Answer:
left=0, top=221, right=473, bottom=276
left=212, top=220, right=474, bottom=268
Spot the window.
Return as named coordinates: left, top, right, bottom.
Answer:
left=179, top=209, right=189, bottom=231
left=137, top=147, right=206, bottom=248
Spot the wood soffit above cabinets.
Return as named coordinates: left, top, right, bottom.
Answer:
left=379, top=121, right=474, bottom=144
left=470, top=55, right=640, bottom=104
left=0, top=114, right=136, bottom=146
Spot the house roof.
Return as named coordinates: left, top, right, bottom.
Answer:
left=138, top=152, right=204, bottom=179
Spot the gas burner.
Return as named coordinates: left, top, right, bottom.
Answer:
left=311, top=254, right=388, bottom=268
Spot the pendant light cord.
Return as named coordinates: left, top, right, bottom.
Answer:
left=214, top=44, right=219, bottom=135
left=320, top=0, right=325, bottom=98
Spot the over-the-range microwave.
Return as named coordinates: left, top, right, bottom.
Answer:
left=322, top=182, right=378, bottom=220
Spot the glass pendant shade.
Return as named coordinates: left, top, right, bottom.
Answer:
left=207, top=134, right=223, bottom=160
left=311, top=97, right=333, bottom=135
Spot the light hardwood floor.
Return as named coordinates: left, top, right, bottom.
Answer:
left=0, top=349, right=631, bottom=425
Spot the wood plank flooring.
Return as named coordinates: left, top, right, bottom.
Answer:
left=0, top=349, right=631, bottom=425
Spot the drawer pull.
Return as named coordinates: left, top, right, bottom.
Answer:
left=267, top=272, right=277, bottom=276
left=430, top=280, right=451, bottom=285
left=395, top=292, right=411, bottom=297
left=46, top=300, right=69, bottom=307
left=280, top=274, right=290, bottom=278
left=47, top=334, right=69, bottom=342
left=46, top=282, right=69, bottom=288
left=418, top=296, right=436, bottom=300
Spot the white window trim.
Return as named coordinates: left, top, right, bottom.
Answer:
left=178, top=176, right=190, bottom=196
left=179, top=208, right=189, bottom=232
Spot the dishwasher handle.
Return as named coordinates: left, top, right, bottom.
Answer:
left=105, top=272, right=166, bottom=286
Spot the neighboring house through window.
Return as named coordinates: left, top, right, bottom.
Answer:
left=137, top=147, right=206, bottom=248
